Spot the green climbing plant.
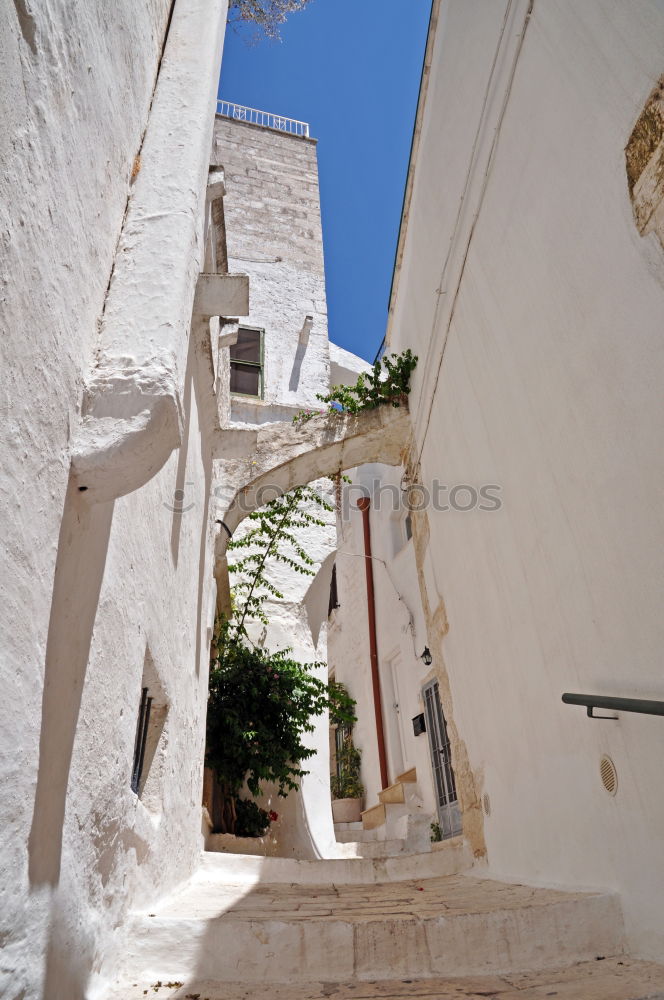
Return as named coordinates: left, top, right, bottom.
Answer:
left=226, top=484, right=333, bottom=639
left=330, top=730, right=364, bottom=801
left=206, top=485, right=357, bottom=835
left=293, top=349, right=418, bottom=425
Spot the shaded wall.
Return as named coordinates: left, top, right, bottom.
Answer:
left=389, top=0, right=664, bottom=958
left=0, top=1, right=225, bottom=994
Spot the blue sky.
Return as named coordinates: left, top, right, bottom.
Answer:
left=219, top=0, right=432, bottom=362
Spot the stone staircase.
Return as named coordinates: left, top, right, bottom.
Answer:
left=332, top=824, right=407, bottom=857
left=357, top=766, right=431, bottom=853
left=101, top=841, right=649, bottom=998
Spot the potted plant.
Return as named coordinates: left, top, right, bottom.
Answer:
left=331, top=732, right=364, bottom=823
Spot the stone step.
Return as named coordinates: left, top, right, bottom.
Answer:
left=114, top=866, right=624, bottom=987
left=378, top=777, right=423, bottom=806
left=104, top=956, right=664, bottom=1000
left=333, top=837, right=406, bottom=858
left=334, top=827, right=378, bottom=843
left=396, top=766, right=417, bottom=783
left=378, top=780, right=407, bottom=804
left=196, top=837, right=468, bottom=885
left=361, top=801, right=386, bottom=829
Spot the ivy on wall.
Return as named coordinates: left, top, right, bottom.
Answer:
left=206, top=485, right=355, bottom=835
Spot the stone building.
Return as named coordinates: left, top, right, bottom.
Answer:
left=383, top=0, right=664, bottom=963
left=206, top=113, right=369, bottom=860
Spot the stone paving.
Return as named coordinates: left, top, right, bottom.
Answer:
left=108, top=957, right=664, bottom=999
left=156, top=872, right=613, bottom=921
left=108, top=866, right=630, bottom=991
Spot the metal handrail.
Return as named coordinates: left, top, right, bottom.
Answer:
left=562, top=692, right=664, bottom=720
left=217, top=100, right=310, bottom=138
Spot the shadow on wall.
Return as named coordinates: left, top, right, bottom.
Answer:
left=169, top=320, right=213, bottom=677
left=28, top=480, right=114, bottom=888
left=41, top=890, right=96, bottom=1000
left=288, top=341, right=307, bottom=393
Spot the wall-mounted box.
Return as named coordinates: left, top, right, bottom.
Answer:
left=412, top=713, right=426, bottom=737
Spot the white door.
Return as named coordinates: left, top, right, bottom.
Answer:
left=380, top=652, right=406, bottom=783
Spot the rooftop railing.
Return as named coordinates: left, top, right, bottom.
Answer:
left=217, top=100, right=310, bottom=138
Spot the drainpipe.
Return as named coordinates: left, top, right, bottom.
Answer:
left=71, top=0, right=233, bottom=503
left=357, top=497, right=389, bottom=791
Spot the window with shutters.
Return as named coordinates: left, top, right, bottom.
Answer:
left=230, top=326, right=264, bottom=398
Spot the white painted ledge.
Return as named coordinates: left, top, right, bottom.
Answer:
left=194, top=273, right=249, bottom=318
left=71, top=0, right=229, bottom=502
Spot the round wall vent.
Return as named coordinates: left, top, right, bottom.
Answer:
left=599, top=755, right=618, bottom=796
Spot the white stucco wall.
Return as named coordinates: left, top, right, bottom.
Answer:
left=328, top=463, right=438, bottom=818
left=0, top=1, right=229, bottom=994
left=388, top=0, right=664, bottom=959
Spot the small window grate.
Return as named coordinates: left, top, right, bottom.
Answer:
left=131, top=687, right=153, bottom=795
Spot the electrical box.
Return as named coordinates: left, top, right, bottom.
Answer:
left=412, top=713, right=426, bottom=737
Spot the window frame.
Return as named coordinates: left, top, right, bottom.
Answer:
left=328, top=563, right=340, bottom=617
left=131, top=687, right=153, bottom=795
left=230, top=325, right=265, bottom=400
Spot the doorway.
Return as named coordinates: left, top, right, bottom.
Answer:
left=422, top=679, right=462, bottom=838
left=380, top=651, right=406, bottom=783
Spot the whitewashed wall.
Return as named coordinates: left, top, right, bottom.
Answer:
left=328, top=463, right=438, bottom=818
left=387, top=0, right=664, bottom=959
left=0, top=1, right=228, bottom=995
left=211, top=116, right=346, bottom=858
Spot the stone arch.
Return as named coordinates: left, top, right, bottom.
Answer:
left=212, top=405, right=411, bottom=606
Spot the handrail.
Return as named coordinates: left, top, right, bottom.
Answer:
left=217, top=100, right=310, bottom=138
left=562, top=692, right=664, bottom=720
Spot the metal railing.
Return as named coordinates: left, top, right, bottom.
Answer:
left=562, top=692, right=664, bottom=720
left=217, top=100, right=310, bottom=138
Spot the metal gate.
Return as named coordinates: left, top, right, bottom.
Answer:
left=423, top=679, right=462, bottom=839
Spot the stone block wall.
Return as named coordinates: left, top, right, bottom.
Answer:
left=212, top=117, right=330, bottom=419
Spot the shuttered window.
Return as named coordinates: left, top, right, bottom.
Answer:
left=230, top=327, right=264, bottom=398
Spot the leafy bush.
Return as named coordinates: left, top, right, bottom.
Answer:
left=206, top=623, right=357, bottom=832
left=331, top=731, right=364, bottom=801
left=294, top=349, right=417, bottom=425
left=206, top=483, right=359, bottom=834
left=234, top=798, right=272, bottom=838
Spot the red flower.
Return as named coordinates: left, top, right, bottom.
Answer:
left=268, top=810, right=279, bottom=822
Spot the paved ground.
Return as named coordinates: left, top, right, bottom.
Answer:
left=155, top=872, right=612, bottom=921
left=109, top=957, right=664, bottom=999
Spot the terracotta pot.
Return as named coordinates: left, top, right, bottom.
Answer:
left=331, top=797, right=363, bottom=824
